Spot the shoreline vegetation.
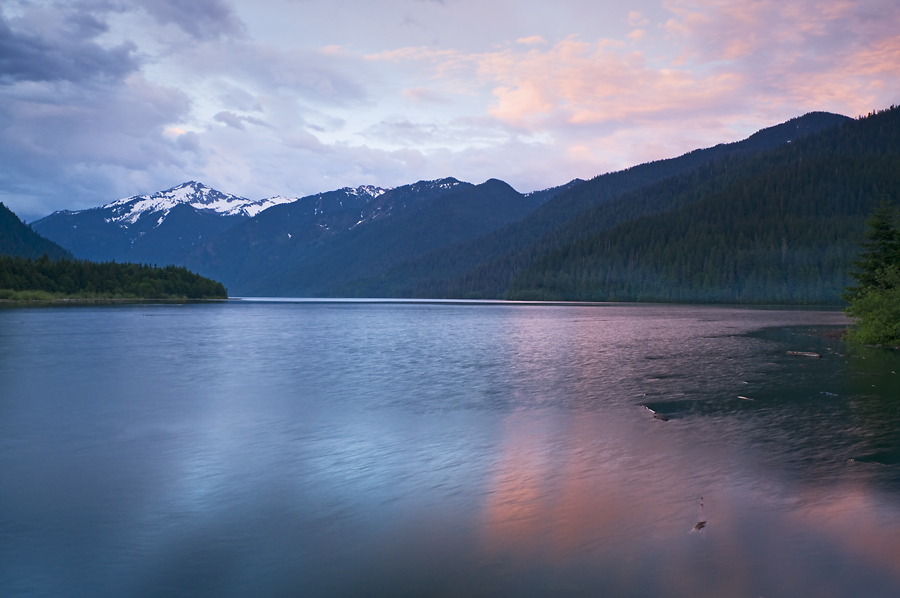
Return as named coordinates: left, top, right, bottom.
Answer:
left=0, top=255, right=228, bottom=301
left=0, top=294, right=228, bottom=305
left=842, top=201, right=900, bottom=348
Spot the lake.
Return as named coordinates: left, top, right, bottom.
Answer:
left=1, top=301, right=899, bottom=597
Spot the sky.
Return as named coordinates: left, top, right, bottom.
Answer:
left=2, top=0, right=899, bottom=222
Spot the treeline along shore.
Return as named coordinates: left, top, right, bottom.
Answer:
left=1, top=201, right=227, bottom=301
left=0, top=256, right=228, bottom=301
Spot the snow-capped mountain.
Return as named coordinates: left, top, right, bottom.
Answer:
left=32, top=176, right=535, bottom=294
left=103, top=181, right=296, bottom=224
left=32, top=181, right=302, bottom=264
left=31, top=180, right=416, bottom=267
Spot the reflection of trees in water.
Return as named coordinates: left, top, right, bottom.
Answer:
left=715, top=326, right=898, bottom=480
left=844, top=344, right=900, bottom=467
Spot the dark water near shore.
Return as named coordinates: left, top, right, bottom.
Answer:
left=1, top=301, right=899, bottom=597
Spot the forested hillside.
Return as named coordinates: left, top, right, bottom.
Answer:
left=0, top=256, right=227, bottom=300
left=337, top=112, right=850, bottom=298
left=254, top=178, right=553, bottom=297
left=506, top=107, right=900, bottom=303
left=0, top=202, right=72, bottom=260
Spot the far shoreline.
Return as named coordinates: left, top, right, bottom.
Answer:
left=0, top=297, right=231, bottom=307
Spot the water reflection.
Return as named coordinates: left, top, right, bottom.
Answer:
left=1, top=303, right=899, bottom=597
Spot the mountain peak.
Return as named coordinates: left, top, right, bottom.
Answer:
left=341, top=185, right=389, bottom=199
left=86, top=182, right=304, bottom=224
left=102, top=182, right=251, bottom=226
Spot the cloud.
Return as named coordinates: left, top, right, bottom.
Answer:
left=627, top=11, right=649, bottom=27
left=516, top=36, right=547, bottom=46
left=0, top=0, right=379, bottom=220
left=135, top=0, right=244, bottom=40
left=0, top=6, right=138, bottom=83
left=179, top=39, right=368, bottom=105
left=176, top=130, right=201, bottom=152
left=662, top=0, right=900, bottom=116
left=213, top=110, right=271, bottom=130
left=374, top=1, right=900, bottom=145
left=479, top=37, right=745, bottom=129
left=375, top=36, right=741, bottom=136
left=0, top=71, right=193, bottom=171
left=216, top=84, right=262, bottom=112
left=0, top=2, right=195, bottom=220
left=402, top=87, right=452, bottom=104
left=4, top=0, right=900, bottom=223
left=364, top=118, right=441, bottom=144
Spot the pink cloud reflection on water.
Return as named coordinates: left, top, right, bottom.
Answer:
left=477, top=406, right=900, bottom=595
left=469, top=306, right=900, bottom=595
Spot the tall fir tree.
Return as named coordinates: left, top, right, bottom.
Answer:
left=844, top=201, right=900, bottom=345
left=845, top=200, right=900, bottom=297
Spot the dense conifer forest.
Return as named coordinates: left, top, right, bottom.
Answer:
left=437, top=106, right=898, bottom=304
left=2, top=203, right=227, bottom=300
left=506, top=154, right=899, bottom=303
left=335, top=112, right=850, bottom=299
left=0, top=256, right=228, bottom=300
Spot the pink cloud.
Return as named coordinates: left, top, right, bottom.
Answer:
left=663, top=0, right=900, bottom=116
left=475, top=37, right=744, bottom=130
left=627, top=11, right=650, bottom=27
left=627, top=29, right=646, bottom=41
left=516, top=35, right=548, bottom=46
left=407, top=0, right=899, bottom=160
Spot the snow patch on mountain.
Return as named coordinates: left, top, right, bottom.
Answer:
left=243, top=196, right=299, bottom=217
left=343, top=185, right=387, bottom=199
left=101, top=181, right=297, bottom=227
left=54, top=180, right=452, bottom=234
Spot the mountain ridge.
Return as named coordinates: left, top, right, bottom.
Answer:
left=179, top=177, right=559, bottom=296
left=0, top=202, right=72, bottom=260
left=504, top=106, right=900, bottom=303
left=336, top=111, right=852, bottom=298
left=27, top=109, right=874, bottom=303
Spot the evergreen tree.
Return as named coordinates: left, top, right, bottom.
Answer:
left=844, top=202, right=900, bottom=345
left=845, top=200, right=900, bottom=297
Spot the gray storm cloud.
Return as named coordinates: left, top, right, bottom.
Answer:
left=0, top=9, right=138, bottom=83
left=0, top=2, right=194, bottom=220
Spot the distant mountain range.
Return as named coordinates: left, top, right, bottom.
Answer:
left=32, top=176, right=583, bottom=296
left=180, top=177, right=584, bottom=296
left=24, top=106, right=899, bottom=303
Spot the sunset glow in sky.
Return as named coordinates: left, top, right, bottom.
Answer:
left=2, top=0, right=899, bottom=220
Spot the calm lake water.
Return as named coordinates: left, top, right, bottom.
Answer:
left=1, top=301, right=899, bottom=597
